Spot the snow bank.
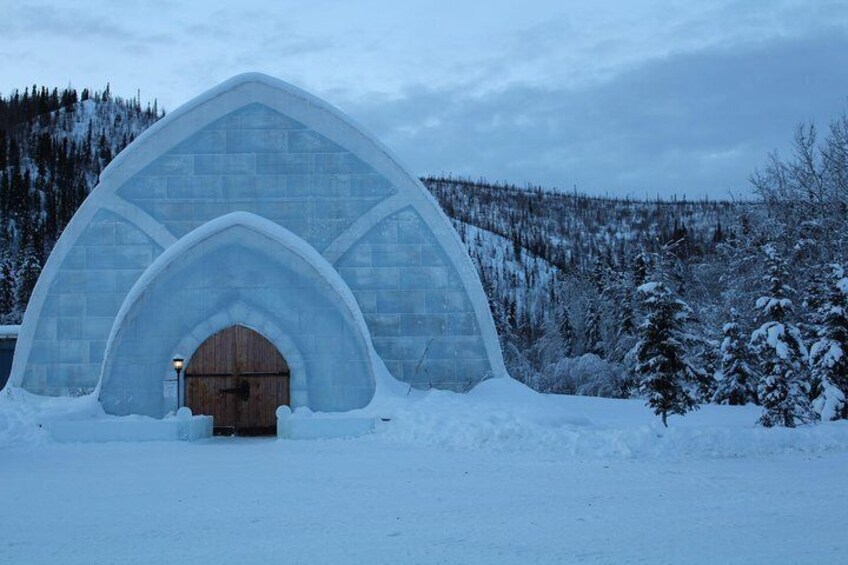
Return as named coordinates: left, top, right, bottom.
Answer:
left=4, top=376, right=848, bottom=459
left=0, top=388, right=215, bottom=445
left=366, top=378, right=848, bottom=459
left=0, top=387, right=104, bottom=447
left=277, top=407, right=376, bottom=439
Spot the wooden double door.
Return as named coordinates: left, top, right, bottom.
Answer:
left=185, top=325, right=290, bottom=436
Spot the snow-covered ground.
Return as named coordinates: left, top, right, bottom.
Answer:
left=2, top=379, right=848, bottom=564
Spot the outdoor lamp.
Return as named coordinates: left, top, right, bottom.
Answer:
left=172, top=355, right=185, bottom=409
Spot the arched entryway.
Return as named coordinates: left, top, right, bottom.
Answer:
left=185, top=325, right=289, bottom=436
left=98, top=213, right=376, bottom=418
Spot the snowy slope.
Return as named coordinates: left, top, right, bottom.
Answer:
left=1, top=89, right=162, bottom=323
left=425, top=176, right=739, bottom=275
left=457, top=220, right=559, bottom=323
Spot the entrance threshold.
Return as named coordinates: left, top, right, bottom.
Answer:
left=213, top=425, right=276, bottom=437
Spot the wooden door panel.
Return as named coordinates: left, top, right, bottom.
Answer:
left=185, top=324, right=290, bottom=435
left=186, top=375, right=237, bottom=428
left=236, top=375, right=291, bottom=432
left=188, top=326, right=236, bottom=375
left=235, top=326, right=288, bottom=374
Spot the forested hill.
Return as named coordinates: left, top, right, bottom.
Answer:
left=423, top=175, right=737, bottom=275
left=422, top=175, right=750, bottom=392
left=0, top=85, right=162, bottom=322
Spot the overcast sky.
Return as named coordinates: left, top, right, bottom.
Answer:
left=3, top=0, right=848, bottom=198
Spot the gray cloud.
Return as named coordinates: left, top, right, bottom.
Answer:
left=341, top=31, right=848, bottom=198
left=3, top=0, right=848, bottom=198
left=0, top=3, right=173, bottom=44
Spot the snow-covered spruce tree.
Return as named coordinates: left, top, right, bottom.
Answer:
left=0, top=253, right=17, bottom=324
left=810, top=264, right=848, bottom=421
left=614, top=295, right=636, bottom=355
left=632, top=251, right=651, bottom=289
left=750, top=244, right=814, bottom=427
left=631, top=280, right=705, bottom=426
left=661, top=240, right=715, bottom=402
left=584, top=298, right=604, bottom=356
left=601, top=269, right=636, bottom=363
left=583, top=258, right=607, bottom=356
left=712, top=309, right=759, bottom=405
left=535, top=307, right=571, bottom=366
left=15, top=239, right=42, bottom=315
left=558, top=302, right=575, bottom=356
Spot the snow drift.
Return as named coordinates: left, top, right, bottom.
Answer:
left=6, top=377, right=848, bottom=459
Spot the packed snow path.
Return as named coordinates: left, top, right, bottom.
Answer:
left=2, top=439, right=846, bottom=564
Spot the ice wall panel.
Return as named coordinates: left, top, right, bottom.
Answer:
left=21, top=210, right=162, bottom=395
left=338, top=207, right=493, bottom=391
left=118, top=103, right=396, bottom=253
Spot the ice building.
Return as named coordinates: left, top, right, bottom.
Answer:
left=6, top=73, right=506, bottom=434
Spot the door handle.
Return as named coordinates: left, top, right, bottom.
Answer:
left=219, top=380, right=250, bottom=401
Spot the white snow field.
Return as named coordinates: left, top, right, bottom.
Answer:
left=2, top=378, right=848, bottom=564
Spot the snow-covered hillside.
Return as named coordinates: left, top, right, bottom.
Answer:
left=424, top=176, right=753, bottom=395
left=458, top=221, right=559, bottom=324
left=426, top=176, right=737, bottom=274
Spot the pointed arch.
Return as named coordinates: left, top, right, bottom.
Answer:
left=170, top=301, right=309, bottom=412
left=99, top=212, right=375, bottom=417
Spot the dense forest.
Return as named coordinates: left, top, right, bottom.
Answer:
left=1, top=85, right=846, bottom=427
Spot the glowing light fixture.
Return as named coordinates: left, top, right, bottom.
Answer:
left=172, top=355, right=185, bottom=409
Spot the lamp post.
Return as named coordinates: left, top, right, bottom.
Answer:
left=172, top=355, right=185, bottom=411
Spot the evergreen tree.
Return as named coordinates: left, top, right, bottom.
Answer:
left=557, top=303, right=575, bottom=356
left=712, top=309, right=759, bottom=405
left=584, top=298, right=603, bottom=356
left=608, top=270, right=637, bottom=363
left=632, top=251, right=651, bottom=289
left=631, top=281, right=704, bottom=426
left=750, top=245, right=813, bottom=427
left=7, top=165, right=29, bottom=230
left=582, top=257, right=607, bottom=356
left=0, top=253, right=16, bottom=323
left=535, top=302, right=574, bottom=368
left=15, top=239, right=42, bottom=315
left=810, top=264, right=848, bottom=421
left=698, top=337, right=721, bottom=401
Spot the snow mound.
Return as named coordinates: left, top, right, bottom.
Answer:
left=4, top=377, right=848, bottom=459
left=0, top=387, right=104, bottom=448
left=368, top=378, right=848, bottom=459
